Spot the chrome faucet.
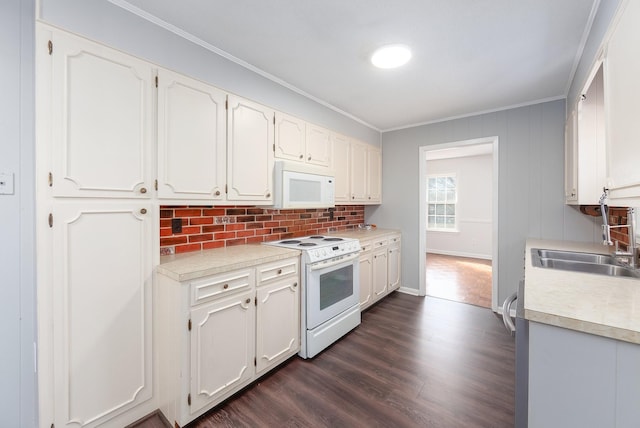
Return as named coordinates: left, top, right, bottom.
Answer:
left=599, top=188, right=637, bottom=268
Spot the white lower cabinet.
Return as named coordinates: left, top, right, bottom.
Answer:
left=358, top=240, right=373, bottom=309
left=156, top=257, right=299, bottom=427
left=372, top=238, right=389, bottom=303
left=47, top=202, right=155, bottom=428
left=359, top=233, right=402, bottom=310
left=387, top=237, right=401, bottom=292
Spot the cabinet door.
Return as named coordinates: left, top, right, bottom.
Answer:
left=305, top=124, right=332, bottom=167
left=359, top=251, right=373, bottom=309
left=565, top=107, right=578, bottom=203
left=367, top=147, right=382, bottom=203
left=51, top=202, right=154, bottom=427
left=274, top=112, right=305, bottom=162
left=350, top=140, right=368, bottom=202
left=332, top=134, right=351, bottom=203
left=157, top=68, right=226, bottom=201
left=256, top=279, right=300, bottom=374
left=388, top=242, right=401, bottom=292
left=605, top=0, right=640, bottom=203
left=372, top=248, right=388, bottom=301
left=49, top=30, right=154, bottom=198
left=190, top=290, right=255, bottom=414
left=227, top=95, right=274, bottom=203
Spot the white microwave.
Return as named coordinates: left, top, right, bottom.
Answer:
left=272, top=161, right=335, bottom=209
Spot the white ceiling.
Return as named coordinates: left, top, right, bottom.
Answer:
left=110, top=0, right=597, bottom=131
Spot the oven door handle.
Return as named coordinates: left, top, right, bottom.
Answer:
left=309, top=253, right=359, bottom=271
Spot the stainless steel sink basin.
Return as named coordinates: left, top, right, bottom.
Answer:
left=531, top=248, right=640, bottom=279
left=535, top=249, right=617, bottom=265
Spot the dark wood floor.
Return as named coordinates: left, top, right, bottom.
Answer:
left=138, top=293, right=515, bottom=428
left=426, top=253, right=493, bottom=308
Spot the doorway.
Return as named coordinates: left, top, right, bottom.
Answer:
left=418, top=137, right=499, bottom=311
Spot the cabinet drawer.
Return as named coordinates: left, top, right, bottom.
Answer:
left=373, top=238, right=388, bottom=249
left=190, top=268, right=254, bottom=306
left=359, top=240, right=373, bottom=253
left=257, top=257, right=299, bottom=285
left=389, top=234, right=401, bottom=245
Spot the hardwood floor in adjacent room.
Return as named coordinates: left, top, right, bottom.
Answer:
left=139, top=293, right=515, bottom=428
left=426, top=253, right=493, bottom=308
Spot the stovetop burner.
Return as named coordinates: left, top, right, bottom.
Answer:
left=323, top=237, right=343, bottom=242
left=309, top=235, right=325, bottom=239
left=280, top=240, right=301, bottom=245
left=299, top=242, right=317, bottom=247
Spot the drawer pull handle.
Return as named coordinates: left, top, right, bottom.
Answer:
left=223, top=284, right=229, bottom=289
left=293, top=282, right=298, bottom=288
left=140, top=208, right=147, bottom=214
left=245, top=298, right=251, bottom=304
left=277, top=269, right=282, bottom=274
left=140, top=187, right=147, bottom=194
left=214, top=190, right=221, bottom=196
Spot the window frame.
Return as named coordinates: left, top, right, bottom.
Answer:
left=426, top=173, right=458, bottom=232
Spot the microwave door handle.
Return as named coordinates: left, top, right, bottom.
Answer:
left=309, top=253, right=359, bottom=271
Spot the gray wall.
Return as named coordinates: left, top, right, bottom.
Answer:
left=368, top=99, right=601, bottom=303
left=39, top=0, right=380, bottom=146
left=0, top=0, right=37, bottom=427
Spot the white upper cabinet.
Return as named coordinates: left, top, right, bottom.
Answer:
left=305, top=124, right=332, bottom=167
left=274, top=112, right=306, bottom=162
left=350, top=139, right=381, bottom=204
left=274, top=113, right=332, bottom=168
left=157, top=68, right=227, bottom=201
left=48, top=31, right=154, bottom=198
left=566, top=63, right=607, bottom=205
left=227, top=95, right=275, bottom=203
left=604, top=0, right=640, bottom=204
left=332, top=133, right=351, bottom=203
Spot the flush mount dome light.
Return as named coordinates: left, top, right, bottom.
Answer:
left=371, top=44, right=412, bottom=69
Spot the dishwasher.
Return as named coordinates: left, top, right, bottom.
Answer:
left=502, top=279, right=528, bottom=428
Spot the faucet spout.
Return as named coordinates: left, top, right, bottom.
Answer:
left=599, top=188, right=613, bottom=245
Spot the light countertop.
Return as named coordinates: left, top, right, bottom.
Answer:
left=158, top=245, right=300, bottom=282
left=333, top=228, right=401, bottom=241
left=524, top=238, right=640, bottom=344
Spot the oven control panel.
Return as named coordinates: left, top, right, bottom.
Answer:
left=305, top=240, right=361, bottom=263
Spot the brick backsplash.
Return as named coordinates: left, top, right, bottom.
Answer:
left=160, top=205, right=365, bottom=255
left=580, top=205, right=631, bottom=249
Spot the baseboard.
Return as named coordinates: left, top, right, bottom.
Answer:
left=426, top=249, right=492, bottom=260
left=397, top=286, right=421, bottom=296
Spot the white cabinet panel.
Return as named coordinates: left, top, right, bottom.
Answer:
left=51, top=202, right=153, bottom=427
left=332, top=133, right=351, bottom=203
left=367, top=147, right=382, bottom=203
left=275, top=112, right=306, bottom=162
left=372, top=246, right=388, bottom=302
left=305, top=124, right=332, bottom=167
left=605, top=0, right=640, bottom=203
left=256, top=279, right=300, bottom=374
left=388, top=238, right=401, bottom=292
left=358, top=244, right=373, bottom=309
left=157, top=68, right=226, bottom=201
left=350, top=140, right=368, bottom=202
left=227, top=95, right=274, bottom=202
left=50, top=31, right=154, bottom=198
left=190, top=290, right=255, bottom=414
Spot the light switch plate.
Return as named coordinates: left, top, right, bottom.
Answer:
left=0, top=172, right=14, bottom=195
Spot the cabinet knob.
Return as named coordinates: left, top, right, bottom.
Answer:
left=214, top=190, right=221, bottom=196
left=245, top=298, right=251, bottom=304
left=277, top=269, right=282, bottom=274
left=368, top=196, right=371, bottom=199
left=140, top=208, right=147, bottom=214
left=266, top=192, right=271, bottom=198
left=299, top=154, right=304, bottom=159
left=308, top=156, right=311, bottom=161
left=140, top=187, right=147, bottom=194
left=293, top=282, right=298, bottom=288
left=352, top=196, right=355, bottom=199
left=223, top=284, right=229, bottom=289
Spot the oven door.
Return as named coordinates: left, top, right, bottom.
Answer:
left=306, top=253, right=360, bottom=330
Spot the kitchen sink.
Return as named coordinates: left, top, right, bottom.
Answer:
left=534, top=249, right=617, bottom=265
left=531, top=248, right=640, bottom=279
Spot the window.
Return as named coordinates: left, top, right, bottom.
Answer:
left=427, top=174, right=457, bottom=230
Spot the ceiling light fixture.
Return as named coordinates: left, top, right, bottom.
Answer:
left=371, top=44, right=412, bottom=69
